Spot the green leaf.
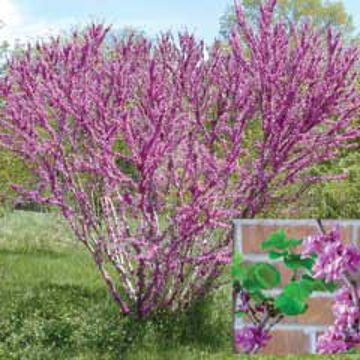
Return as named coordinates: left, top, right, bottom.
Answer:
left=261, top=229, right=287, bottom=250
left=231, top=252, right=244, bottom=280
left=284, top=254, right=314, bottom=270
left=261, top=230, right=302, bottom=251
left=324, top=281, right=338, bottom=293
left=281, top=279, right=313, bottom=306
left=275, top=293, right=308, bottom=316
left=242, top=267, right=260, bottom=292
left=346, top=347, right=358, bottom=354
left=283, top=280, right=313, bottom=301
left=287, top=239, right=303, bottom=248
left=249, top=289, right=266, bottom=303
left=299, top=279, right=316, bottom=297
left=275, top=280, right=313, bottom=316
left=235, top=310, right=246, bottom=318
left=268, top=251, right=288, bottom=259
left=301, top=276, right=338, bottom=293
left=251, top=263, right=281, bottom=289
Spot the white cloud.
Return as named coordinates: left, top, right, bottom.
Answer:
left=7, top=18, right=79, bottom=44
left=0, top=0, right=23, bottom=43
left=0, top=1, right=210, bottom=47
left=0, top=0, right=21, bottom=27
left=0, top=0, right=80, bottom=46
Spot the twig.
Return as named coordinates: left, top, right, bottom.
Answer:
left=316, top=218, right=326, bottom=234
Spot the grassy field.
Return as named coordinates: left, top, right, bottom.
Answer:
left=0, top=211, right=357, bottom=359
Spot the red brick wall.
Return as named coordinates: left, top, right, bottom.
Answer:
left=233, top=219, right=360, bottom=355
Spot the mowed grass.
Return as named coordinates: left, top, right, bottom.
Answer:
left=0, top=211, right=357, bottom=359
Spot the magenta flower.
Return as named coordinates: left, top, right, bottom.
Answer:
left=303, top=228, right=360, bottom=354
left=302, top=229, right=340, bottom=257
left=332, top=288, right=360, bottom=330
left=303, top=228, right=360, bottom=282
left=235, top=326, right=271, bottom=353
left=317, top=327, right=350, bottom=354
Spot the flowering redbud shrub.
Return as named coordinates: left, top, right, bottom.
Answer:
left=0, top=0, right=359, bottom=317
left=302, top=223, right=360, bottom=354
left=233, top=229, right=336, bottom=354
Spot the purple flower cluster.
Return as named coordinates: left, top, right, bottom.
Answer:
left=333, top=288, right=360, bottom=330
left=235, top=326, right=271, bottom=353
left=303, top=228, right=360, bottom=354
left=317, top=327, right=352, bottom=354
left=317, top=287, right=360, bottom=354
left=302, top=228, right=360, bottom=282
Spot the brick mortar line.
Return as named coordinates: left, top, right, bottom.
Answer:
left=308, top=331, right=317, bottom=354
left=233, top=219, right=360, bottom=226
left=234, top=323, right=328, bottom=332
left=243, top=254, right=278, bottom=261
left=235, top=291, right=334, bottom=299
left=353, top=224, right=358, bottom=246
left=233, top=222, right=242, bottom=253
left=266, top=290, right=333, bottom=298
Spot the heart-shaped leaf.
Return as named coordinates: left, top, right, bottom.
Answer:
left=250, top=262, right=281, bottom=289
left=261, top=230, right=287, bottom=250
left=268, top=250, right=288, bottom=259
left=261, top=230, right=302, bottom=251
left=275, top=293, right=308, bottom=316
left=284, top=254, right=314, bottom=270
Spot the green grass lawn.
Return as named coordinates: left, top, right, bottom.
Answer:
left=0, top=211, right=357, bottom=359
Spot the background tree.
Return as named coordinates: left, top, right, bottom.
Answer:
left=220, top=0, right=354, bottom=38
left=0, top=26, right=39, bottom=213
left=220, top=0, right=360, bottom=221
left=0, top=28, right=30, bottom=213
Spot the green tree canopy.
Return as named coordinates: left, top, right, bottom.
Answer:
left=220, top=0, right=354, bottom=38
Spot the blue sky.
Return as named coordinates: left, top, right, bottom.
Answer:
left=1, top=0, right=360, bottom=45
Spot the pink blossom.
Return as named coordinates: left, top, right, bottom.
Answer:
left=303, top=228, right=360, bottom=282
left=304, top=227, right=360, bottom=353
left=235, top=326, right=271, bottom=353
left=317, top=327, right=350, bottom=354
left=332, top=288, right=360, bottom=330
